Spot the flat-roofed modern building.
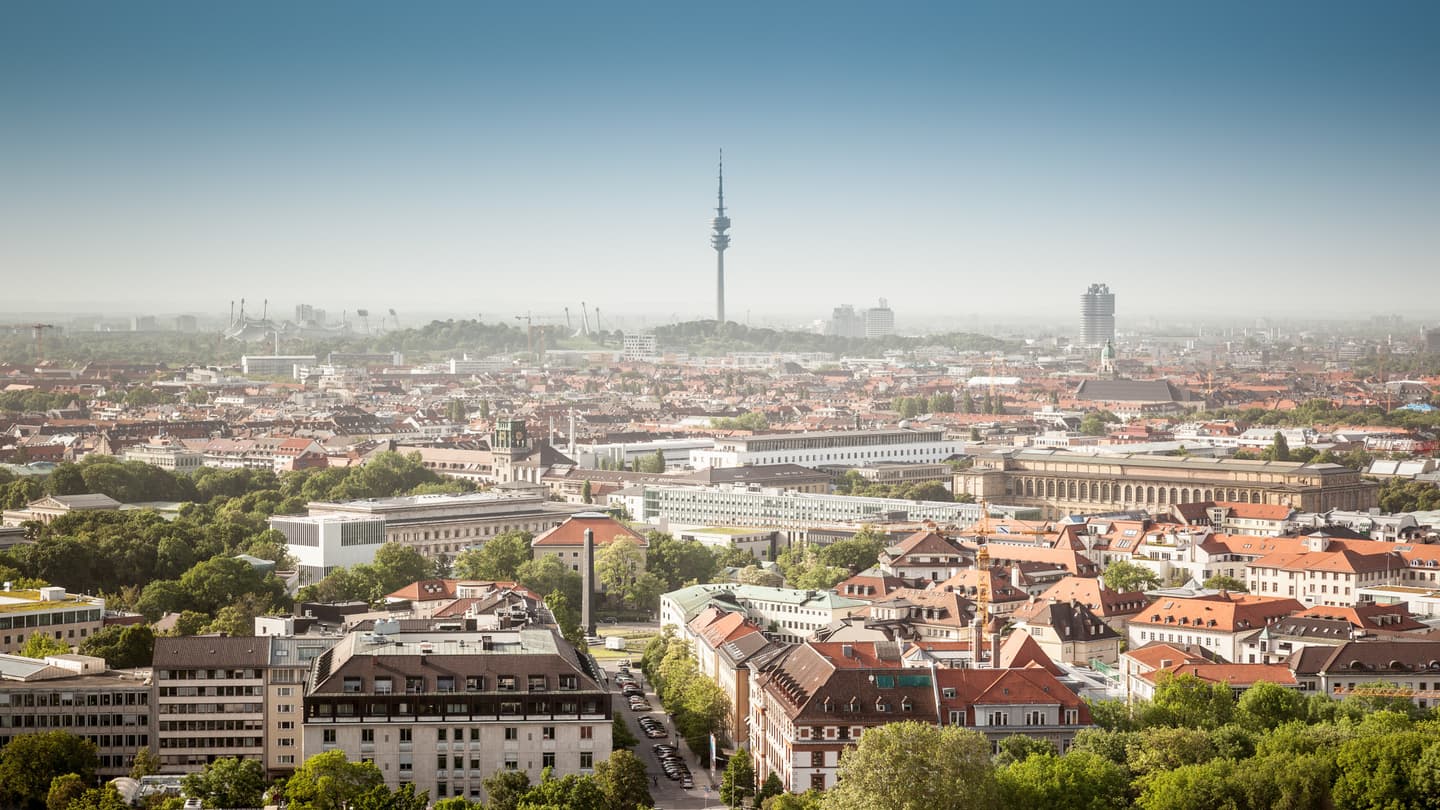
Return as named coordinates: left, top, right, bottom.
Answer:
left=691, top=428, right=961, bottom=470
left=269, top=514, right=389, bottom=585
left=0, top=654, right=153, bottom=779
left=303, top=627, right=610, bottom=803
left=619, top=484, right=1034, bottom=535
left=306, top=493, right=589, bottom=558
left=0, top=587, right=106, bottom=655
left=954, top=449, right=1379, bottom=520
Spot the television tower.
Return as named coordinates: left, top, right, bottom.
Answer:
left=710, top=150, right=731, bottom=323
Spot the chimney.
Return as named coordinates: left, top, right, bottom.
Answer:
left=1010, top=564, right=1022, bottom=589
left=971, top=616, right=984, bottom=665
left=581, top=527, right=597, bottom=636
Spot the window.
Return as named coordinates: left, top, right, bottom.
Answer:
left=437, top=677, right=456, bottom=693
left=361, top=729, right=374, bottom=743
left=504, top=754, right=518, bottom=770
left=580, top=726, right=594, bottom=740
left=810, top=774, right=826, bottom=791
left=497, top=676, right=517, bottom=692
left=989, top=711, right=1009, bottom=726
left=399, top=728, right=412, bottom=743
left=437, top=728, right=447, bottom=741
left=323, top=729, right=336, bottom=744
left=505, top=727, right=518, bottom=741
left=580, top=752, right=594, bottom=769
left=542, top=752, right=555, bottom=769
left=811, top=751, right=824, bottom=767
left=543, top=726, right=555, bottom=740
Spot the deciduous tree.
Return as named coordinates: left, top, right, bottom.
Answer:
left=826, top=721, right=998, bottom=810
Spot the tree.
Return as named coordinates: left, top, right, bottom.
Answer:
left=1331, top=730, right=1428, bottom=810
left=61, top=787, right=128, bottom=810
left=993, top=734, right=1056, bottom=766
left=1135, top=759, right=1242, bottom=810
left=369, top=542, right=433, bottom=594
left=446, top=398, right=468, bottom=423
left=453, top=531, right=533, bottom=581
left=595, top=536, right=645, bottom=598
left=736, top=565, right=784, bottom=587
left=582, top=480, right=594, bottom=504
left=645, top=532, right=719, bottom=590
left=481, top=770, right=532, bottom=810
left=129, top=746, right=161, bottom=779
left=1202, top=574, right=1248, bottom=593
left=997, top=751, right=1130, bottom=810
left=0, top=731, right=98, bottom=810
left=592, top=749, right=653, bottom=810
left=517, top=555, right=582, bottom=606
left=1270, top=431, right=1291, bottom=462
left=817, top=527, right=887, bottom=574
left=182, top=756, right=268, bottom=808
left=719, top=749, right=755, bottom=807
left=611, top=714, right=638, bottom=750
left=18, top=633, right=70, bottom=659
left=756, top=772, right=783, bottom=805
left=1149, top=673, right=1235, bottom=729
left=826, top=721, right=998, bottom=810
left=519, top=772, right=605, bottom=810
left=1100, top=559, right=1161, bottom=593
left=1079, top=411, right=1120, bottom=436
left=1236, top=681, right=1305, bottom=732
left=282, top=750, right=386, bottom=810
left=46, top=774, right=87, bottom=810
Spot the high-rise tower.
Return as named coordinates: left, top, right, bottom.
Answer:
left=1080, top=283, right=1116, bottom=346
left=710, top=151, right=731, bottom=323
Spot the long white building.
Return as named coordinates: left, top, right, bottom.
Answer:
left=690, top=427, right=961, bottom=470
left=614, top=483, right=1036, bottom=534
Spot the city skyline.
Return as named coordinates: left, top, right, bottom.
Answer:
left=2, top=2, right=1438, bottom=320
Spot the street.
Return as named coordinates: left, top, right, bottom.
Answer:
left=601, top=658, right=722, bottom=810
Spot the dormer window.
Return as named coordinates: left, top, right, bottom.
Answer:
left=876, top=698, right=890, bottom=712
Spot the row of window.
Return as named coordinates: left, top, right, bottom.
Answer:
left=0, top=713, right=146, bottom=728
left=342, top=673, right=578, bottom=694
left=0, top=691, right=146, bottom=707
left=326, top=725, right=597, bottom=743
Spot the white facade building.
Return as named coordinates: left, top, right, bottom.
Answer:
left=269, top=514, right=388, bottom=584
left=240, top=355, right=318, bottom=379
left=690, top=427, right=960, bottom=470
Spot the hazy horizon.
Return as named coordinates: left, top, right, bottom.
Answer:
left=3, top=1, right=1438, bottom=323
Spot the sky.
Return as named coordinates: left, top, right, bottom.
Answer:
left=1, top=1, right=1437, bottom=328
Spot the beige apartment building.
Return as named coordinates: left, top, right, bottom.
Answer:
left=303, top=627, right=611, bottom=803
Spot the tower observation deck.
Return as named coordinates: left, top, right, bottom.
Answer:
left=711, top=151, right=731, bottom=323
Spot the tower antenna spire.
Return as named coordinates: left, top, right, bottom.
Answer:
left=710, top=149, right=732, bottom=323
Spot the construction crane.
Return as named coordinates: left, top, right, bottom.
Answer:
left=564, top=307, right=572, bottom=332
left=579, top=302, right=591, bottom=336
left=30, top=323, right=54, bottom=364
left=389, top=308, right=400, bottom=330
left=356, top=309, right=370, bottom=335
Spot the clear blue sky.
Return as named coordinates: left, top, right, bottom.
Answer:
left=2, top=1, right=1437, bottom=325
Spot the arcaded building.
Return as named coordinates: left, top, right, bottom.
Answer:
left=954, top=450, right=1378, bottom=520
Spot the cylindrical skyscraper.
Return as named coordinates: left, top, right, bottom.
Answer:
left=1080, top=283, right=1116, bottom=346
left=710, top=151, right=731, bottom=323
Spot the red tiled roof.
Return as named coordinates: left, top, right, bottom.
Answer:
left=531, top=514, right=648, bottom=547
